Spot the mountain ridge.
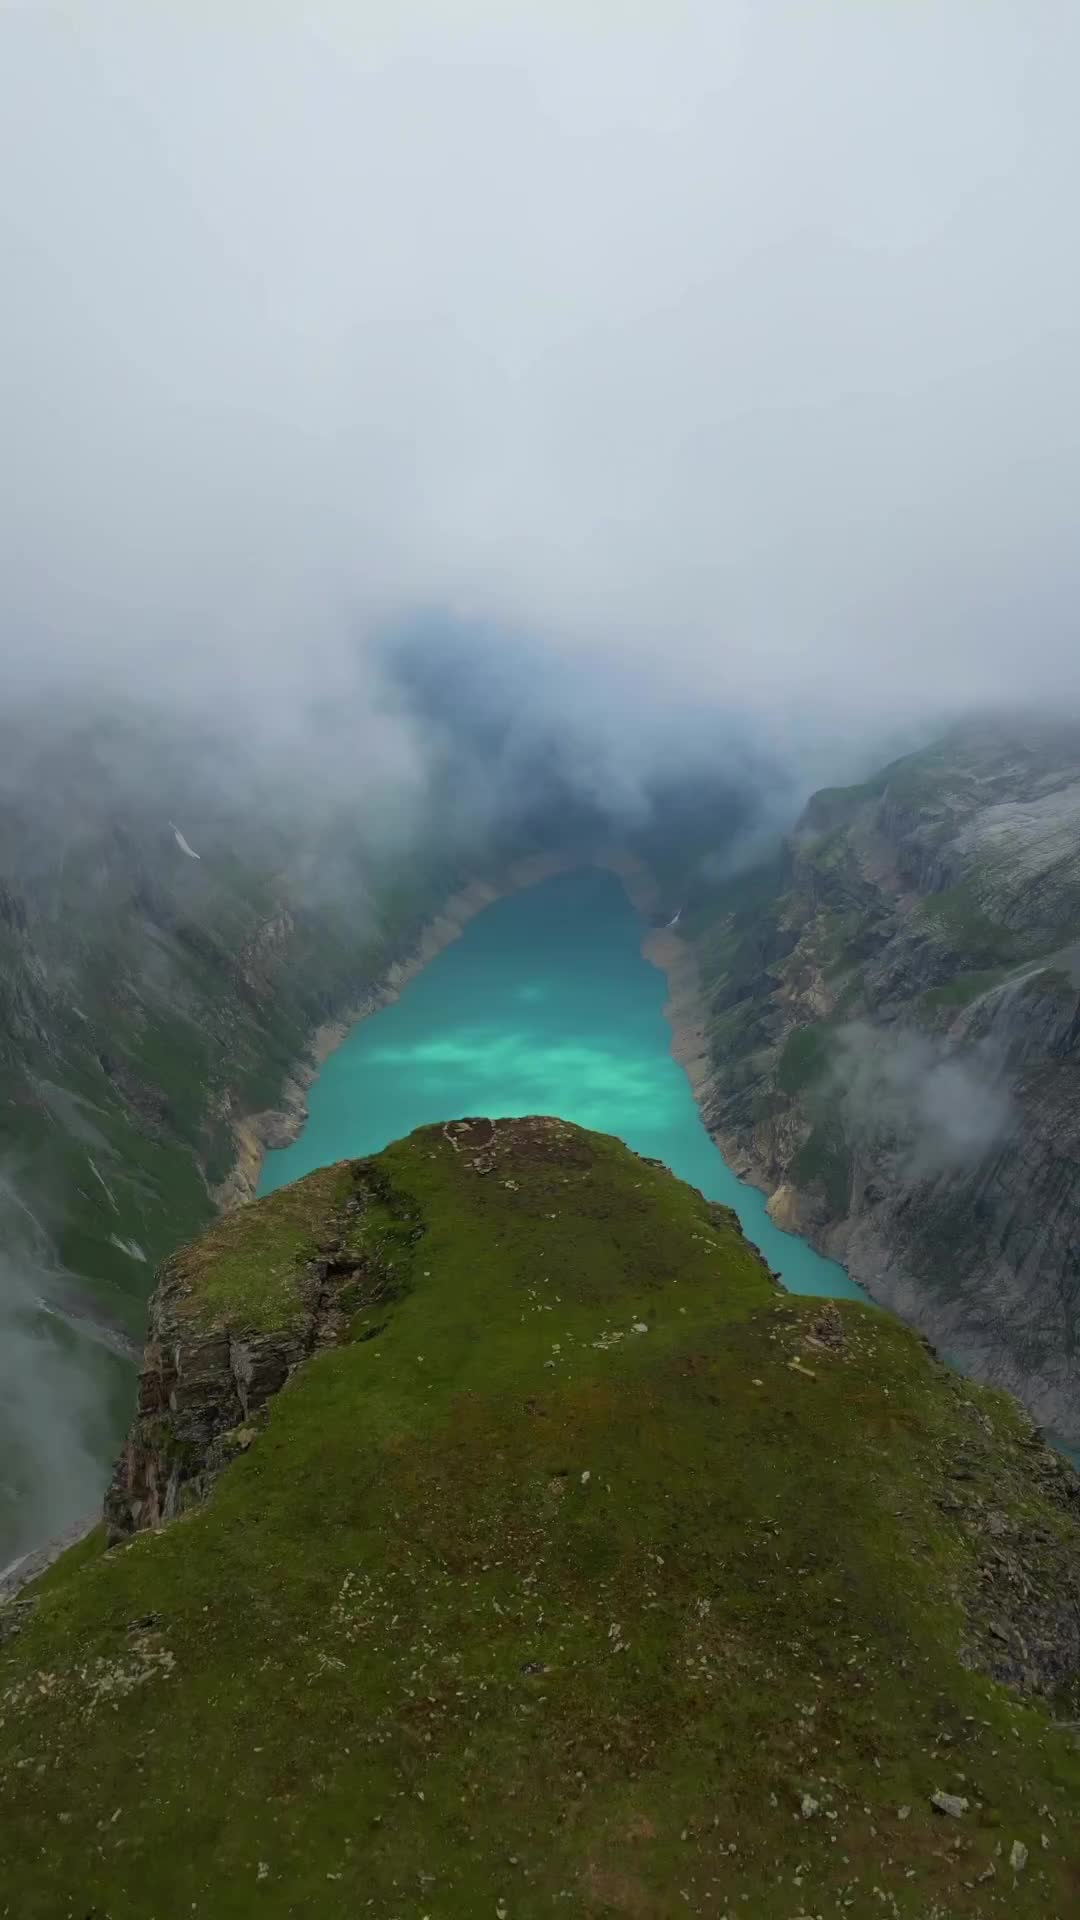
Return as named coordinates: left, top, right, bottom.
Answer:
left=2, top=1116, right=1079, bottom=1917
left=669, top=720, right=1080, bottom=1446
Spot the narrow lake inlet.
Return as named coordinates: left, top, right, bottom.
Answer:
left=260, top=868, right=864, bottom=1301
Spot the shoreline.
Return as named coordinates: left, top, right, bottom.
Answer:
left=640, top=918, right=850, bottom=1230
left=215, top=840, right=802, bottom=1241
left=639, top=922, right=720, bottom=1120
left=214, top=842, right=793, bottom=1232
left=639, top=916, right=1080, bottom=1447
left=214, top=848, right=598, bottom=1211
left=636, top=902, right=770, bottom=1194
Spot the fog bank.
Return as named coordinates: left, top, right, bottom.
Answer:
left=2, top=2, right=1078, bottom=755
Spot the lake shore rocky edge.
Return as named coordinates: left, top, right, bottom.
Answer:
left=214, top=843, right=803, bottom=1224
left=215, top=848, right=650, bottom=1210
left=641, top=917, right=837, bottom=1230
left=212, top=833, right=1076, bottom=1443
left=638, top=917, right=835, bottom=1243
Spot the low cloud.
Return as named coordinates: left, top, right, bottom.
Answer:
left=0, top=1176, right=125, bottom=1574
left=829, top=1023, right=1014, bottom=1182
left=2, top=2, right=1079, bottom=751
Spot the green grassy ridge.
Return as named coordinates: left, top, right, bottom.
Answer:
left=170, top=1162, right=362, bottom=1333
left=166, top=1155, right=427, bottom=1340
left=3, top=1120, right=1079, bottom=1918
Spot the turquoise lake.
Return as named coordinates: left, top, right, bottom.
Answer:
left=259, top=868, right=863, bottom=1301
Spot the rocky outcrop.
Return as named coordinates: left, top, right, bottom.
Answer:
left=941, top=1423, right=1080, bottom=1696
left=106, top=1162, right=419, bottom=1538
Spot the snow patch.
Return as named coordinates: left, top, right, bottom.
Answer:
left=88, top=1157, right=119, bottom=1214
left=109, top=1233, right=148, bottom=1263
left=169, top=821, right=201, bottom=860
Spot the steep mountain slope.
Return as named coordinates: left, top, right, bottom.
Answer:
left=0, top=704, right=465, bottom=1564
left=2, top=1118, right=1079, bottom=1917
left=677, top=720, right=1080, bottom=1445
left=0, top=678, right=765, bottom=1569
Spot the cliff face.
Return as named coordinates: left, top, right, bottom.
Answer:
left=2, top=1117, right=1079, bottom=1917
left=679, top=720, right=1080, bottom=1445
left=104, top=1158, right=419, bottom=1536
left=0, top=726, right=454, bottom=1335
left=0, top=704, right=467, bottom=1566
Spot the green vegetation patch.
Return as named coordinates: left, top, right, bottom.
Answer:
left=682, top=852, right=790, bottom=973
left=921, top=967, right=1010, bottom=1013
left=776, top=1023, right=831, bottom=1093
left=2, top=1119, right=1079, bottom=1918
left=789, top=1116, right=853, bottom=1217
left=919, top=883, right=1022, bottom=968
left=800, top=824, right=851, bottom=874
left=173, top=1161, right=357, bottom=1331
left=816, top=903, right=882, bottom=977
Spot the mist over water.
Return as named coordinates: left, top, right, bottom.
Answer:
left=260, top=869, right=863, bottom=1301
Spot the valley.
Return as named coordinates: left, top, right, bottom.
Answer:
left=5, top=10, right=1078, bottom=1907
left=4, top=714, right=1080, bottom=1577
left=3, top=717, right=1080, bottom=1917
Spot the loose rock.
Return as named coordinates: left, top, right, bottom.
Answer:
left=930, top=1791, right=969, bottom=1818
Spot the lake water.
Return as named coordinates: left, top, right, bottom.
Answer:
left=260, top=869, right=863, bottom=1301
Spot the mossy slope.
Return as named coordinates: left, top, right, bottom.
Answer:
left=2, top=1118, right=1079, bottom=1918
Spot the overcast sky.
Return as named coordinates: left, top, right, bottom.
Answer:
left=2, top=1, right=1078, bottom=747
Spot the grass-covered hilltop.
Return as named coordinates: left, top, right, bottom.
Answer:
left=3, top=1118, right=1079, bottom=1918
